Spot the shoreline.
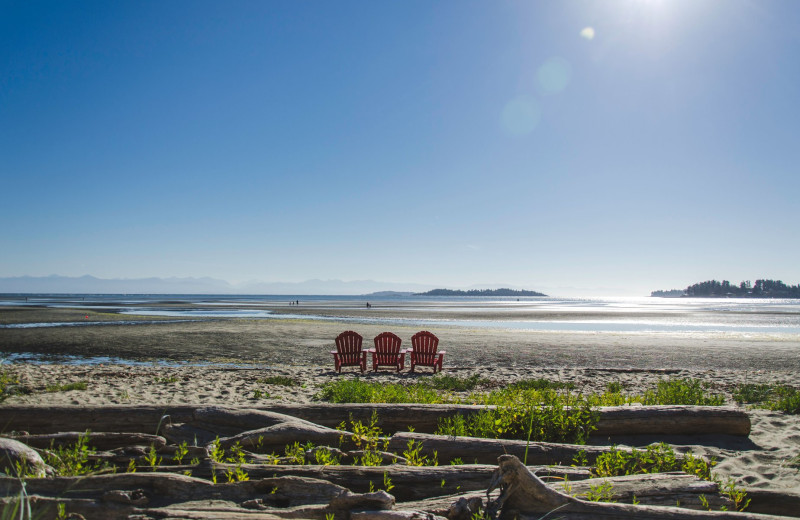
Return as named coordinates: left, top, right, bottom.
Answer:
left=2, top=304, right=800, bottom=498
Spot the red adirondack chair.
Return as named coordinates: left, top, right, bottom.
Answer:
left=410, top=331, right=446, bottom=373
left=369, top=332, right=406, bottom=372
left=331, top=330, right=367, bottom=373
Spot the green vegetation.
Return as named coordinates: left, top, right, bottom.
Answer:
left=154, top=375, right=179, bottom=384
left=733, top=383, right=800, bottom=414
left=316, top=379, right=451, bottom=404
left=594, top=443, right=709, bottom=479
left=639, top=378, right=725, bottom=406
left=590, top=443, right=749, bottom=511
left=42, top=432, right=111, bottom=476
left=0, top=368, right=20, bottom=402
left=441, top=388, right=599, bottom=444
left=426, top=374, right=489, bottom=392
left=318, top=377, right=732, bottom=445
left=507, top=378, right=575, bottom=392
left=316, top=374, right=489, bottom=403
left=252, top=389, right=270, bottom=399
left=45, top=381, right=88, bottom=393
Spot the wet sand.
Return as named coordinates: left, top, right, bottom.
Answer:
left=2, top=304, right=800, bottom=497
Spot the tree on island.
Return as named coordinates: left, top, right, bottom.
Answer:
left=652, top=279, right=800, bottom=298
left=414, top=288, right=547, bottom=297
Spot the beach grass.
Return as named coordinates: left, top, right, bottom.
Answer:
left=45, top=381, right=88, bottom=393
left=316, top=379, right=451, bottom=404
left=732, top=383, right=800, bottom=414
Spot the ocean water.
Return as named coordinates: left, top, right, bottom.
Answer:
left=2, top=293, right=800, bottom=335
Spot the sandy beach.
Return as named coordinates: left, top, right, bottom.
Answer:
left=2, top=302, right=800, bottom=506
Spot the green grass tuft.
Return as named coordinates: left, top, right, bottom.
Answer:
left=316, top=379, right=449, bottom=404
left=640, top=378, right=725, bottom=406
left=45, top=381, right=88, bottom=393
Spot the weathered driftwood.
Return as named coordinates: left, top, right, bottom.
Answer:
left=398, top=472, right=733, bottom=516
left=212, top=421, right=351, bottom=453
left=0, top=437, right=50, bottom=478
left=8, top=431, right=167, bottom=451
left=157, top=407, right=358, bottom=453
left=260, top=404, right=751, bottom=437
left=0, top=473, right=392, bottom=520
left=0, top=404, right=751, bottom=439
left=386, top=431, right=629, bottom=465
left=0, top=405, right=198, bottom=435
left=592, top=406, right=751, bottom=437
left=149, top=463, right=589, bottom=502
left=745, top=488, right=800, bottom=518
left=485, top=454, right=789, bottom=520
left=562, top=472, right=733, bottom=510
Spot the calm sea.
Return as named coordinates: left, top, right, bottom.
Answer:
left=2, top=293, right=800, bottom=335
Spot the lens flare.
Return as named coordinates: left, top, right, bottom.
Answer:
left=501, top=96, right=541, bottom=136
left=537, top=57, right=572, bottom=95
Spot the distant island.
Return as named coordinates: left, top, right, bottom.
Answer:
left=650, top=289, right=685, bottom=298
left=651, top=279, right=800, bottom=298
left=414, top=288, right=547, bottom=297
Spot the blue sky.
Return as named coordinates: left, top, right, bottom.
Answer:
left=2, top=0, right=799, bottom=296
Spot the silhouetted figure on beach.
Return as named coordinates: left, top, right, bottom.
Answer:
left=366, top=302, right=371, bottom=309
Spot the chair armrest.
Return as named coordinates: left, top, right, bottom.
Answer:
left=367, top=348, right=376, bottom=353
left=437, top=350, right=447, bottom=354
left=330, top=350, right=338, bottom=354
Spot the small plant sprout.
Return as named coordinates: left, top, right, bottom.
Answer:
left=145, top=445, right=162, bottom=471
left=209, top=437, right=225, bottom=463
left=173, top=441, right=189, bottom=465
left=383, top=471, right=394, bottom=492
left=584, top=481, right=615, bottom=502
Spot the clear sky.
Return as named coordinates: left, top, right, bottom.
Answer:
left=2, top=0, right=799, bottom=296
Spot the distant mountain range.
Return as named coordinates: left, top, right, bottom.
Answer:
left=0, top=275, right=434, bottom=295
left=0, top=275, right=551, bottom=297
left=415, top=288, right=547, bottom=297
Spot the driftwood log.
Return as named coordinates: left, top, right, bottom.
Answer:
left=4, top=404, right=798, bottom=520
left=260, top=404, right=751, bottom=437
left=0, top=404, right=751, bottom=438
left=386, top=431, right=630, bottom=465
left=0, top=473, right=394, bottom=520
left=198, top=463, right=591, bottom=502
left=8, top=431, right=167, bottom=451
left=485, top=454, right=789, bottom=520
left=0, top=437, right=50, bottom=478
